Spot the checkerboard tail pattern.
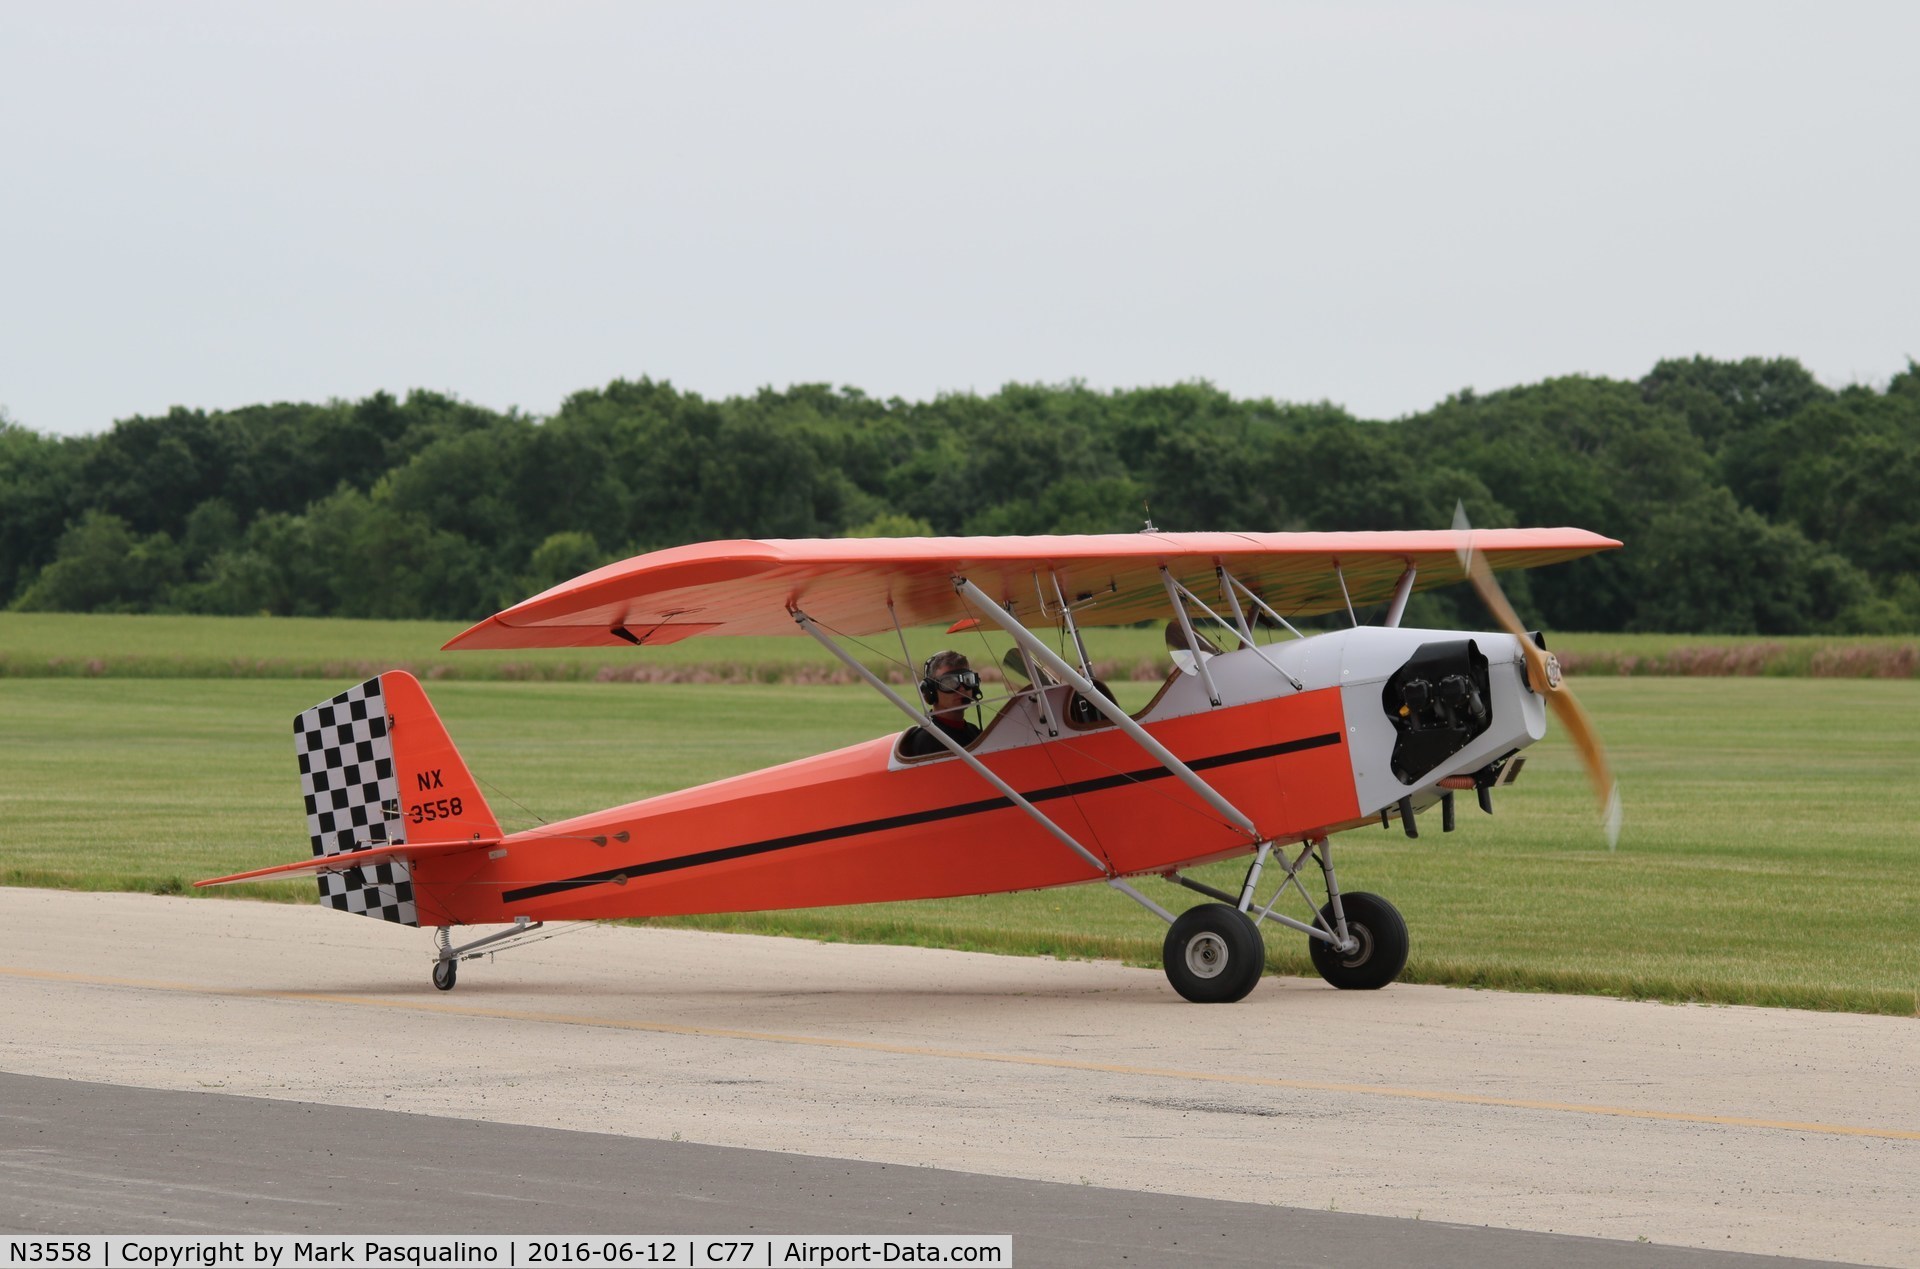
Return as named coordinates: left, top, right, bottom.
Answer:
left=295, top=675, right=416, bottom=926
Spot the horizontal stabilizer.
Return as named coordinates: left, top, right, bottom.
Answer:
left=196, top=838, right=499, bottom=889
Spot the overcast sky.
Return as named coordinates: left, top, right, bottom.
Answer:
left=2, top=2, right=1915, bottom=437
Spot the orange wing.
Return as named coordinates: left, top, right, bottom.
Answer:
left=445, top=529, right=1620, bottom=650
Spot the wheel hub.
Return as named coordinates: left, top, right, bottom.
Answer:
left=1336, top=922, right=1373, bottom=968
left=1185, top=932, right=1230, bottom=979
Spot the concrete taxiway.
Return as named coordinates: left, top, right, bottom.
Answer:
left=1, top=889, right=1913, bottom=1265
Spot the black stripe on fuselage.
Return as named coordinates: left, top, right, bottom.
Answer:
left=499, top=732, right=1343, bottom=904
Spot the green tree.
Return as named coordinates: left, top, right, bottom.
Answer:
left=964, top=475, right=1148, bottom=535
left=180, top=498, right=243, bottom=573
left=522, top=530, right=610, bottom=594
left=10, top=511, right=183, bottom=612
left=0, top=365, right=1911, bottom=632
left=1630, top=489, right=1868, bottom=633
left=1640, top=356, right=1830, bottom=452
left=79, top=408, right=247, bottom=537
left=847, top=513, right=934, bottom=537
left=1399, top=376, right=1717, bottom=630
left=0, top=420, right=86, bottom=604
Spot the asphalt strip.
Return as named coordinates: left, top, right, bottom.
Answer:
left=0, top=1071, right=1850, bottom=1269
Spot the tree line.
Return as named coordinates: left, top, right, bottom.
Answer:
left=2, top=355, right=1915, bottom=634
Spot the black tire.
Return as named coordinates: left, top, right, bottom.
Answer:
left=1308, top=891, right=1408, bottom=990
left=1162, top=903, right=1265, bottom=1003
left=431, top=959, right=457, bottom=992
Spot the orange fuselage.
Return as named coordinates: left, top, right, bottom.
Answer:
left=411, top=683, right=1361, bottom=927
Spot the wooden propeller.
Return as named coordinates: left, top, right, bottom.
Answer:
left=1454, top=504, right=1621, bottom=849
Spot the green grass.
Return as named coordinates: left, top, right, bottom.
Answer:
left=2, top=675, right=1915, bottom=1015
left=0, top=612, right=1165, bottom=683
left=2, top=612, right=1911, bottom=680
left=1553, top=633, right=1916, bottom=678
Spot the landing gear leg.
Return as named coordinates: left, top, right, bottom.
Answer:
left=1306, top=838, right=1408, bottom=989
left=432, top=926, right=457, bottom=991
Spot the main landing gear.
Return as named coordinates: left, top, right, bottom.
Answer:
left=1307, top=891, right=1409, bottom=990
left=1154, top=837, right=1409, bottom=1003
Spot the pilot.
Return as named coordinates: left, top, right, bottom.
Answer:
left=901, top=650, right=984, bottom=757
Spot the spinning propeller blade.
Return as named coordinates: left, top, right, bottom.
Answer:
left=1453, top=504, right=1621, bottom=849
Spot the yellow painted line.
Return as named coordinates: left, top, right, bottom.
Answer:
left=8, top=962, right=1920, bottom=1143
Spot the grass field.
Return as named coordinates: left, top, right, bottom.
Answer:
left=2, top=672, right=1915, bottom=1015
left=1, top=612, right=1912, bottom=680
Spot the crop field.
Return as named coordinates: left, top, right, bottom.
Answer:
left=2, top=660, right=1915, bottom=1014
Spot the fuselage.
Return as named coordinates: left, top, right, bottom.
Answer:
left=411, top=627, right=1544, bottom=926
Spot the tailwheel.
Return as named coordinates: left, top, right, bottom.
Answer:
left=431, top=958, right=457, bottom=992
left=1309, top=891, right=1408, bottom=990
left=1163, top=902, right=1265, bottom=1003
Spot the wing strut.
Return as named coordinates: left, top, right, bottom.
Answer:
left=954, top=578, right=1265, bottom=845
left=1160, top=567, right=1221, bottom=707
left=1213, top=567, right=1305, bottom=692
left=1219, top=568, right=1305, bottom=642
left=1041, top=572, right=1096, bottom=678
left=1383, top=564, right=1418, bottom=628
left=790, top=607, right=1110, bottom=878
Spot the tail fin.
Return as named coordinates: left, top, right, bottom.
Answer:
left=294, top=671, right=499, bottom=926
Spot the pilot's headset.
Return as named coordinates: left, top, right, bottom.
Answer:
left=919, top=653, right=982, bottom=706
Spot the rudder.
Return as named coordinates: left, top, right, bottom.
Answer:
left=294, top=671, right=499, bottom=926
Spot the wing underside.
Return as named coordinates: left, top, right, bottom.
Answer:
left=445, top=529, right=1621, bottom=650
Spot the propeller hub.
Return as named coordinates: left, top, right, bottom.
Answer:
left=1544, top=651, right=1563, bottom=691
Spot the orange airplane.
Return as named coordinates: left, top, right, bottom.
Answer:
left=199, top=526, right=1620, bottom=1003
